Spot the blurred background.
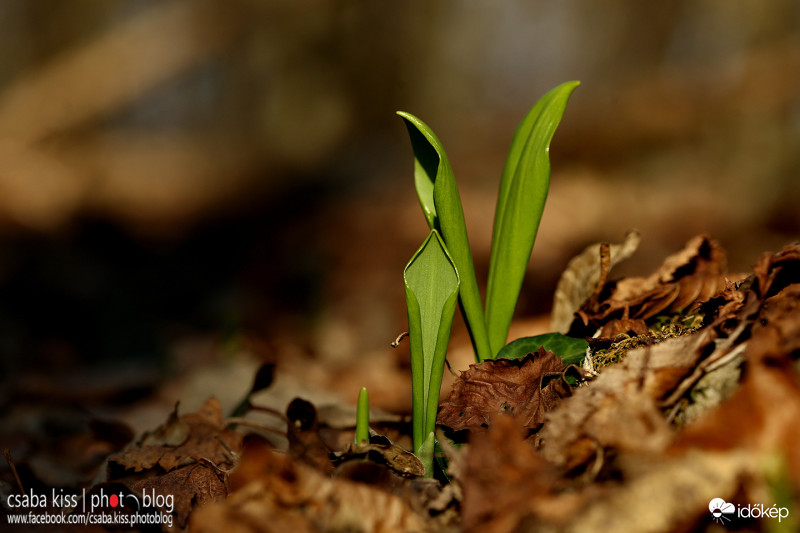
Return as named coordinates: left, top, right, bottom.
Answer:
left=0, top=0, right=799, bottom=433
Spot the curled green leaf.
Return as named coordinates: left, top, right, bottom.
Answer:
left=398, top=112, right=492, bottom=362
left=404, top=229, right=459, bottom=457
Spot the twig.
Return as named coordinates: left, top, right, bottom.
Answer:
left=247, top=404, right=288, bottom=422
left=391, top=331, right=408, bottom=348
left=226, top=417, right=288, bottom=438
left=4, top=449, right=25, bottom=496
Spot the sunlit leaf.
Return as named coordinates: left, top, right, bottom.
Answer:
left=404, top=229, right=460, bottom=462
left=398, top=112, right=492, bottom=362
left=485, top=81, right=580, bottom=355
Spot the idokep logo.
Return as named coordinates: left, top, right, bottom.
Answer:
left=709, top=497, right=790, bottom=525
left=709, top=498, right=735, bottom=524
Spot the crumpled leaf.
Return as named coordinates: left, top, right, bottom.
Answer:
left=131, top=462, right=228, bottom=529
left=461, top=241, right=800, bottom=532
left=570, top=234, right=735, bottom=335
left=551, top=229, right=641, bottom=333
left=438, top=348, right=571, bottom=433
left=541, top=331, right=717, bottom=471
left=107, top=397, right=242, bottom=529
left=332, top=440, right=425, bottom=478
left=461, top=413, right=579, bottom=533
left=753, top=243, right=800, bottom=300
left=108, top=397, right=241, bottom=473
left=192, top=442, right=428, bottom=533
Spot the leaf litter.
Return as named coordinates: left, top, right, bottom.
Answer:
left=8, top=235, right=800, bottom=532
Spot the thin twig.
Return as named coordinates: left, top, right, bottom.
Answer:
left=247, top=404, right=288, bottom=422
left=4, top=449, right=25, bottom=496
left=391, top=331, right=408, bottom=348
left=226, top=417, right=288, bottom=438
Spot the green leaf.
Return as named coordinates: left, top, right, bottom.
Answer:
left=404, top=229, right=460, bottom=453
left=397, top=112, right=492, bottom=362
left=496, top=332, right=588, bottom=366
left=355, top=387, right=369, bottom=444
left=485, top=81, right=580, bottom=355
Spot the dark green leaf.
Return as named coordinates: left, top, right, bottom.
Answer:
left=496, top=332, right=588, bottom=366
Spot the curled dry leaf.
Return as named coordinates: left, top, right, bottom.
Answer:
left=753, top=242, right=800, bottom=300
left=571, top=234, right=735, bottom=335
left=551, top=230, right=641, bottom=333
left=332, top=440, right=425, bottom=478
left=437, top=348, right=570, bottom=433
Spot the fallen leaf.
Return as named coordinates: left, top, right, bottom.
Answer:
left=461, top=413, right=584, bottom=533
left=551, top=230, right=641, bottom=333
left=332, top=440, right=425, bottom=478
left=571, top=234, right=734, bottom=335
left=192, top=444, right=427, bottom=533
left=540, top=331, right=717, bottom=472
left=438, top=348, right=569, bottom=433
left=131, top=462, right=228, bottom=529
left=108, top=397, right=241, bottom=473
left=105, top=397, right=242, bottom=529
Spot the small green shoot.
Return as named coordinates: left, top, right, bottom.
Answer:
left=404, top=229, right=459, bottom=467
left=355, top=386, right=370, bottom=445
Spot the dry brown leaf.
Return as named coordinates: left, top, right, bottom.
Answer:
left=103, top=397, right=242, bottom=529
left=551, top=230, right=641, bottom=333
left=673, top=281, right=800, bottom=479
left=461, top=413, right=591, bottom=533
left=192, top=444, right=427, bottom=533
left=108, top=397, right=241, bottom=473
left=540, top=332, right=716, bottom=471
left=571, top=234, right=733, bottom=335
left=753, top=243, right=800, bottom=300
left=332, top=440, right=425, bottom=478
left=438, top=348, right=569, bottom=433
left=131, top=462, right=228, bottom=529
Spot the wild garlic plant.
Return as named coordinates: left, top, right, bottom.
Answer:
left=400, top=81, right=580, bottom=475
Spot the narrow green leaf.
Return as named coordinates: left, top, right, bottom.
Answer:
left=486, top=81, right=580, bottom=355
left=397, top=112, right=492, bottom=362
left=355, top=387, right=370, bottom=444
left=496, top=332, right=588, bottom=366
left=404, top=230, right=460, bottom=452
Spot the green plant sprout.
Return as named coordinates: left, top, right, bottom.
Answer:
left=355, top=386, right=370, bottom=445
left=399, top=82, right=580, bottom=474
left=399, top=80, right=580, bottom=362
left=403, top=229, right=459, bottom=475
